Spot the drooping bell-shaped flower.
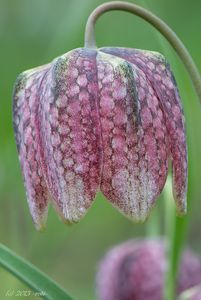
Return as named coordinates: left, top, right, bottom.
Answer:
left=13, top=46, right=187, bottom=229
left=96, top=239, right=201, bottom=300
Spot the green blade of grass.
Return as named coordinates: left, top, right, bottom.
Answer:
left=0, top=243, right=74, bottom=300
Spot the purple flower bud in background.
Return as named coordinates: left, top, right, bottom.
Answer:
left=178, top=285, right=201, bottom=300
left=179, top=250, right=201, bottom=294
left=13, top=47, right=187, bottom=229
left=96, top=239, right=201, bottom=300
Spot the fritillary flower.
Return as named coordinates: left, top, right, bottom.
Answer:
left=13, top=46, right=187, bottom=229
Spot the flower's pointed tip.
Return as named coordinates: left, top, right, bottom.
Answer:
left=103, top=188, right=157, bottom=225
left=28, top=200, right=49, bottom=231
left=62, top=219, right=74, bottom=226
left=58, top=212, right=76, bottom=226
left=33, top=214, right=48, bottom=231
left=50, top=198, right=87, bottom=226
left=129, top=212, right=148, bottom=224
left=35, top=222, right=46, bottom=232
left=173, top=185, right=187, bottom=216
left=172, top=174, right=188, bottom=217
left=131, top=207, right=154, bottom=224
left=177, top=205, right=187, bottom=217
left=114, top=201, right=154, bottom=225
left=136, top=215, right=149, bottom=224
left=175, top=198, right=187, bottom=217
left=61, top=216, right=81, bottom=227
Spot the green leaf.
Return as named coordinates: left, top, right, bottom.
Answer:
left=0, top=243, right=74, bottom=300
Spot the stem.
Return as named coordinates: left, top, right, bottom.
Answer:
left=84, top=1, right=201, bottom=103
left=0, top=243, right=73, bottom=300
left=164, top=177, right=176, bottom=300
left=145, top=205, right=161, bottom=237
left=163, top=176, right=187, bottom=300
left=166, top=217, right=187, bottom=300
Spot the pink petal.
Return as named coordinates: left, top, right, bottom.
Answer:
left=38, top=49, right=102, bottom=223
left=97, top=52, right=168, bottom=222
left=101, top=48, right=187, bottom=215
left=13, top=65, right=50, bottom=229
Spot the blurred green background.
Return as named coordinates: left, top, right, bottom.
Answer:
left=0, top=0, right=201, bottom=299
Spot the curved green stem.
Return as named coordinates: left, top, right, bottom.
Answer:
left=0, top=244, right=73, bottom=300
left=84, top=1, right=201, bottom=103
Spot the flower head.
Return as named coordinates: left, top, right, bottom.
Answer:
left=13, top=47, right=187, bottom=229
left=96, top=239, right=201, bottom=300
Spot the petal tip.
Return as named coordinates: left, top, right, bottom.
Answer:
left=50, top=195, right=90, bottom=225
left=35, top=222, right=46, bottom=232
left=130, top=205, right=156, bottom=224
left=173, top=185, right=187, bottom=216
left=32, top=210, right=48, bottom=231
left=176, top=199, right=187, bottom=216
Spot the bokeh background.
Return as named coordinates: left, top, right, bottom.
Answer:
left=0, top=0, right=201, bottom=299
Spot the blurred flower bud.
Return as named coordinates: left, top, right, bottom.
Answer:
left=96, top=239, right=201, bottom=300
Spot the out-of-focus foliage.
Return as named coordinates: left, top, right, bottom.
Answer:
left=0, top=0, right=200, bottom=299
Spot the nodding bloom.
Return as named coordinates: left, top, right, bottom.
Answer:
left=13, top=46, right=187, bottom=229
left=96, top=239, right=201, bottom=300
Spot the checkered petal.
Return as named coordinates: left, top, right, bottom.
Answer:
left=13, top=65, right=50, bottom=229
left=97, top=51, right=169, bottom=221
left=38, top=49, right=102, bottom=223
left=100, top=47, right=187, bottom=215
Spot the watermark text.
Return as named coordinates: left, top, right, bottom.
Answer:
left=5, top=289, right=47, bottom=297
